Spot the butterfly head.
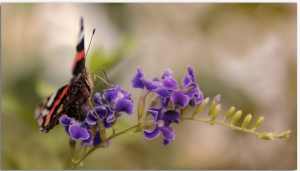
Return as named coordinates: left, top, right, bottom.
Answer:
left=81, top=68, right=90, bottom=79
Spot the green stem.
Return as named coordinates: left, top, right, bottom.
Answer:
left=181, top=117, right=261, bottom=136
left=70, top=124, right=138, bottom=170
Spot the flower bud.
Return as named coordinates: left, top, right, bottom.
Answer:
left=91, top=125, right=97, bottom=137
left=258, top=132, right=274, bottom=140
left=223, top=106, right=235, bottom=122
left=80, top=145, right=87, bottom=158
left=97, top=118, right=106, bottom=146
left=134, top=120, right=155, bottom=133
left=231, top=110, right=242, bottom=125
left=211, top=104, right=221, bottom=122
left=241, top=114, right=252, bottom=129
left=69, top=138, right=76, bottom=162
left=252, top=116, right=264, bottom=131
left=138, top=89, right=149, bottom=121
left=138, top=100, right=145, bottom=121
left=180, top=105, right=189, bottom=118
left=214, top=94, right=221, bottom=103
left=145, top=94, right=160, bottom=119
left=277, top=130, right=291, bottom=138
left=167, top=99, right=173, bottom=110
left=193, top=97, right=209, bottom=116
left=208, top=94, right=220, bottom=116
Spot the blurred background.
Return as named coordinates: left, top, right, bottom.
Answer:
left=1, top=3, right=296, bottom=170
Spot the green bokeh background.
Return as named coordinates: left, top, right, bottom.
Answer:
left=1, top=3, right=297, bottom=170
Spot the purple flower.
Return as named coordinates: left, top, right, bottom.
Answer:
left=161, top=69, right=173, bottom=79
left=93, top=131, right=111, bottom=147
left=131, top=66, right=146, bottom=89
left=181, top=66, right=204, bottom=106
left=85, top=92, right=127, bottom=128
left=131, top=66, right=158, bottom=92
left=181, top=65, right=196, bottom=88
left=103, top=86, right=134, bottom=115
left=143, top=107, right=180, bottom=146
left=86, top=106, right=115, bottom=128
left=154, top=77, right=189, bottom=109
left=59, top=114, right=93, bottom=147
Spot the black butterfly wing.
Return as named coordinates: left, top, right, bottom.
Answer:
left=71, top=17, right=85, bottom=82
left=35, top=17, right=90, bottom=133
left=35, top=84, right=71, bottom=133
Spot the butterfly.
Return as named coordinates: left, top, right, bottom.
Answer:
left=35, top=17, right=95, bottom=133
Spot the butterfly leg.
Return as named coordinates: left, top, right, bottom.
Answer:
left=75, top=101, right=81, bottom=120
left=88, top=97, right=107, bottom=145
left=93, top=74, right=113, bottom=88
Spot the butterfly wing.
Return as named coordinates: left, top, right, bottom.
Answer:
left=35, top=17, right=90, bottom=133
left=35, top=85, right=71, bottom=133
left=71, top=17, right=85, bottom=82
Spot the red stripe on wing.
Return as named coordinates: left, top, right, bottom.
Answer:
left=44, top=86, right=70, bottom=126
left=72, top=50, right=85, bottom=72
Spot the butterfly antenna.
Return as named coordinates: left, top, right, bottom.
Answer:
left=85, top=28, right=95, bottom=57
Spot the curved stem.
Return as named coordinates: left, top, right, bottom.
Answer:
left=181, top=117, right=261, bottom=136
left=70, top=124, right=138, bottom=170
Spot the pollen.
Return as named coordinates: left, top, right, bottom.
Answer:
left=157, top=120, right=164, bottom=127
left=118, top=91, right=124, bottom=99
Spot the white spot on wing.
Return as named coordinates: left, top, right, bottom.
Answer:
left=42, top=109, right=49, bottom=117
left=37, top=118, right=43, bottom=126
left=78, top=31, right=84, bottom=44
left=47, top=93, right=57, bottom=107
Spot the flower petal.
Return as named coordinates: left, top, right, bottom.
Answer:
left=187, top=65, right=195, bottom=82
left=162, top=69, right=173, bottom=79
left=86, top=110, right=97, bottom=126
left=160, top=126, right=175, bottom=140
left=92, top=131, right=111, bottom=147
left=162, top=139, right=170, bottom=146
left=162, top=77, right=178, bottom=91
left=81, top=129, right=93, bottom=146
left=113, top=98, right=134, bottom=114
left=147, top=107, right=163, bottom=122
left=181, top=75, right=192, bottom=88
left=103, top=87, right=119, bottom=105
left=159, top=97, right=170, bottom=108
left=69, top=123, right=89, bottom=141
left=131, top=66, right=146, bottom=89
left=103, top=119, right=112, bottom=128
left=118, top=87, right=131, bottom=99
left=140, top=77, right=158, bottom=92
left=105, top=105, right=115, bottom=123
left=143, top=125, right=160, bottom=140
left=64, top=126, right=70, bottom=136
left=93, top=92, right=103, bottom=106
left=151, top=76, right=160, bottom=82
left=161, top=110, right=180, bottom=124
left=196, top=91, right=204, bottom=104
left=184, top=84, right=204, bottom=106
left=93, top=131, right=102, bottom=147
left=155, top=88, right=171, bottom=99
left=189, top=98, right=196, bottom=107
left=59, top=114, right=71, bottom=127
left=94, top=106, right=108, bottom=119
left=170, top=91, right=189, bottom=109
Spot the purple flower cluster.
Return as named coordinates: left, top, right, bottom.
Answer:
left=131, top=66, right=203, bottom=145
left=60, top=65, right=203, bottom=147
left=59, top=86, right=134, bottom=147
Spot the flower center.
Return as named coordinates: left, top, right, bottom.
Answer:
left=118, top=91, right=124, bottom=99
left=157, top=120, right=164, bottom=127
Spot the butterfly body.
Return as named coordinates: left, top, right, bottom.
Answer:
left=35, top=18, right=94, bottom=133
